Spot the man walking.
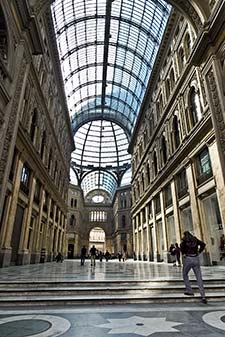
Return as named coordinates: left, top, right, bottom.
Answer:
left=90, top=245, right=97, bottom=266
left=80, top=245, right=87, bottom=266
left=180, top=231, right=207, bottom=304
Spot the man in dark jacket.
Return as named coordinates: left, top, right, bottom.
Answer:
left=180, top=231, right=207, bottom=304
left=80, top=245, right=87, bottom=266
left=90, top=245, right=97, bottom=266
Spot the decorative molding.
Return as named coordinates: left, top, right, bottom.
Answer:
left=206, top=67, right=225, bottom=155
left=170, top=0, right=203, bottom=32
left=0, top=57, right=27, bottom=199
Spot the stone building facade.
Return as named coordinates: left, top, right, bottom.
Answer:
left=67, top=184, right=132, bottom=258
left=129, top=2, right=225, bottom=265
left=0, top=1, right=74, bottom=267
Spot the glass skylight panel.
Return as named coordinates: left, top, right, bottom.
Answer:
left=52, top=0, right=171, bottom=196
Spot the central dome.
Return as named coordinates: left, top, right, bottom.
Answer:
left=72, top=120, right=130, bottom=169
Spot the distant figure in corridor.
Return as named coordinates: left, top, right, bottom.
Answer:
left=180, top=231, right=207, bottom=304
left=105, top=250, right=111, bottom=262
left=99, top=251, right=103, bottom=262
left=55, top=252, right=63, bottom=263
left=80, top=245, right=87, bottom=266
left=90, top=245, right=97, bottom=266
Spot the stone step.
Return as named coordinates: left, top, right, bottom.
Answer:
left=0, top=278, right=224, bottom=288
left=0, top=283, right=224, bottom=297
left=0, top=292, right=224, bottom=307
left=0, top=278, right=224, bottom=307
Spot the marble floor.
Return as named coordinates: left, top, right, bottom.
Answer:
left=1, top=259, right=225, bottom=337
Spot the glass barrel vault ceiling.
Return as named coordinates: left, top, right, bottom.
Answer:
left=51, top=0, right=171, bottom=197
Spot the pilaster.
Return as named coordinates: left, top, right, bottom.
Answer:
left=17, top=174, right=36, bottom=265
left=0, top=156, right=24, bottom=267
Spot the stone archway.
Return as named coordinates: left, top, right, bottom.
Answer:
left=89, top=227, right=106, bottom=253
left=28, top=0, right=211, bottom=33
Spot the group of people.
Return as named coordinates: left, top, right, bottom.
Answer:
left=170, top=231, right=207, bottom=304
left=80, top=245, right=113, bottom=266
left=169, top=242, right=181, bottom=266
left=60, top=231, right=208, bottom=304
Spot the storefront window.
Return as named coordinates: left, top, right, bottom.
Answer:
left=166, top=214, right=176, bottom=246
left=180, top=205, right=193, bottom=234
left=202, top=193, right=222, bottom=263
left=156, top=220, right=164, bottom=261
left=176, top=169, right=188, bottom=198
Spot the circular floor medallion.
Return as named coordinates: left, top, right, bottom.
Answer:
left=202, top=311, right=225, bottom=331
left=0, top=315, right=71, bottom=337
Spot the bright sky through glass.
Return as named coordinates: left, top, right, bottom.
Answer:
left=52, top=0, right=171, bottom=136
left=51, top=0, right=171, bottom=196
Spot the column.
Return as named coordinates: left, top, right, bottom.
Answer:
left=132, top=217, right=137, bottom=260
left=208, top=141, right=225, bottom=228
left=186, top=163, right=210, bottom=265
left=17, top=174, right=36, bottom=265
left=186, top=163, right=201, bottom=237
left=140, top=210, right=144, bottom=260
left=0, top=156, right=24, bottom=267
left=171, top=180, right=181, bottom=243
left=160, top=191, right=169, bottom=262
left=31, top=186, right=45, bottom=263
left=145, top=204, right=150, bottom=261
left=151, top=199, right=158, bottom=261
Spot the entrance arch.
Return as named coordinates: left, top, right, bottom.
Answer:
left=89, top=227, right=106, bottom=253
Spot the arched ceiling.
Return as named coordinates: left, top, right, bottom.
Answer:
left=51, top=0, right=172, bottom=139
left=50, top=0, right=172, bottom=197
left=47, top=0, right=210, bottom=198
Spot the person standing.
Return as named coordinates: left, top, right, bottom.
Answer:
left=80, top=245, right=87, bottom=266
left=105, top=250, right=110, bottom=262
left=174, top=243, right=181, bottom=266
left=180, top=231, right=207, bottom=304
left=90, top=245, right=97, bottom=266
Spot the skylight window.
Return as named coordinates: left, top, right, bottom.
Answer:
left=51, top=0, right=171, bottom=197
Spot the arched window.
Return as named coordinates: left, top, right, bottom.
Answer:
left=122, top=215, right=126, bottom=228
left=189, top=87, right=202, bottom=126
left=69, top=214, right=76, bottom=228
left=146, top=162, right=151, bottom=184
left=156, top=102, right=160, bottom=120
left=153, top=150, right=158, bottom=177
left=48, top=149, right=52, bottom=172
left=178, top=47, right=185, bottom=71
left=165, top=79, right=170, bottom=99
left=170, top=68, right=175, bottom=89
left=0, top=6, right=8, bottom=62
left=40, top=130, right=46, bottom=160
left=30, top=109, right=37, bottom=142
left=142, top=172, right=145, bottom=192
left=184, top=33, right=191, bottom=59
left=54, top=161, right=58, bottom=181
left=172, top=115, right=180, bottom=150
left=159, top=94, right=163, bottom=116
left=161, top=135, right=167, bottom=165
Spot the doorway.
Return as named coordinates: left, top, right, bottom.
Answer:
left=89, top=227, right=106, bottom=253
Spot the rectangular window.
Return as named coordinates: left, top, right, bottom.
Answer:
left=20, top=164, right=31, bottom=194
left=196, top=148, right=213, bottom=185
left=164, top=184, right=172, bottom=207
left=155, top=194, right=161, bottom=214
left=176, top=169, right=188, bottom=199
left=34, top=179, right=41, bottom=204
left=89, top=210, right=107, bottom=222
